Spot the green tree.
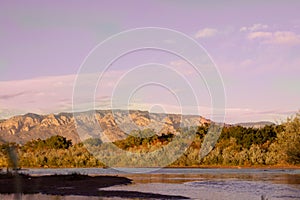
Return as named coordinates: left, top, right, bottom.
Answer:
left=45, top=135, right=72, bottom=149
left=284, top=113, right=300, bottom=164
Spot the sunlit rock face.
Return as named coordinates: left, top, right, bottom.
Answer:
left=0, top=110, right=211, bottom=144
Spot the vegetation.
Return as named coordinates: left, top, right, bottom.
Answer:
left=0, top=113, right=300, bottom=168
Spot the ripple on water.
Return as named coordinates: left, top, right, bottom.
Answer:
left=185, top=179, right=300, bottom=199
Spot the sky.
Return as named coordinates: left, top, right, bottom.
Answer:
left=0, top=0, right=299, bottom=123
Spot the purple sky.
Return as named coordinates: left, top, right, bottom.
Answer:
left=0, top=0, right=299, bottom=123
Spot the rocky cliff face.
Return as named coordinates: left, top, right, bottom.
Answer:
left=0, top=110, right=211, bottom=144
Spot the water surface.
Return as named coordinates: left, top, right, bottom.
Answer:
left=1, top=168, right=299, bottom=200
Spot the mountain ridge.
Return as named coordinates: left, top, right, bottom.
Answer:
left=0, top=110, right=211, bottom=144
left=235, top=121, right=275, bottom=128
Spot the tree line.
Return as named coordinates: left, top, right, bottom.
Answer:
left=0, top=113, right=299, bottom=168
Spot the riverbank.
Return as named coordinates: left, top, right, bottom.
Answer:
left=0, top=173, right=190, bottom=199
left=167, top=164, right=300, bottom=169
left=1, top=168, right=299, bottom=199
left=2, top=164, right=299, bottom=171
left=0, top=173, right=132, bottom=196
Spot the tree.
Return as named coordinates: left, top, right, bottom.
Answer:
left=272, top=112, right=300, bottom=164
left=284, top=113, right=300, bottom=164
left=45, top=135, right=72, bottom=149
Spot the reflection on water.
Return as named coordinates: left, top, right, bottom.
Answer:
left=1, top=168, right=300, bottom=200
left=186, top=179, right=300, bottom=198
left=125, top=171, right=300, bottom=185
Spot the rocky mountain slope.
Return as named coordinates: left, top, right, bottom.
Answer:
left=0, top=110, right=211, bottom=144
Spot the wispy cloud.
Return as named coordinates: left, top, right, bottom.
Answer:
left=268, top=31, right=300, bottom=45
left=195, top=28, right=218, bottom=38
left=0, top=72, right=295, bottom=124
left=240, top=23, right=269, bottom=32
left=247, top=31, right=272, bottom=39
left=0, top=71, right=125, bottom=118
left=247, top=31, right=300, bottom=45
left=240, top=24, right=300, bottom=45
left=0, top=91, right=28, bottom=100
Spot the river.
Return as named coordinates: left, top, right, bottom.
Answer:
left=1, top=168, right=299, bottom=200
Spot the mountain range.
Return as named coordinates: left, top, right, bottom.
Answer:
left=0, top=110, right=275, bottom=145
left=235, top=121, right=275, bottom=129
left=0, top=110, right=211, bottom=144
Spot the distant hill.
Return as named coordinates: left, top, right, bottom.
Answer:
left=234, top=121, right=275, bottom=129
left=0, top=110, right=211, bottom=144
